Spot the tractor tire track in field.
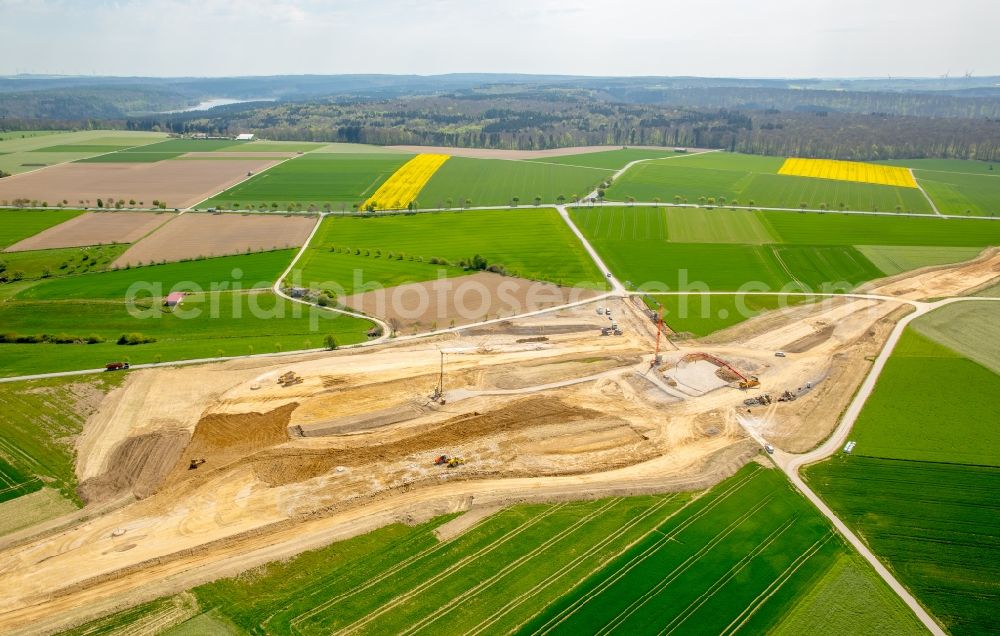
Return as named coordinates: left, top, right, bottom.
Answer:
left=276, top=508, right=519, bottom=633
left=591, top=497, right=782, bottom=636
left=399, top=498, right=624, bottom=636
left=332, top=503, right=570, bottom=635
left=531, top=467, right=763, bottom=635
left=718, top=532, right=835, bottom=636
left=465, top=494, right=684, bottom=636
left=656, top=517, right=799, bottom=635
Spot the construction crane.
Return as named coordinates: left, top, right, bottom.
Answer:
left=651, top=304, right=665, bottom=367
left=683, top=352, right=760, bottom=389
left=429, top=347, right=474, bottom=404
left=430, top=350, right=446, bottom=403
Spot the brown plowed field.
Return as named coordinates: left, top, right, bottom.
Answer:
left=178, top=152, right=296, bottom=159
left=0, top=159, right=279, bottom=210
left=340, top=272, right=600, bottom=333
left=386, top=145, right=696, bottom=159
left=3, top=211, right=174, bottom=252
left=111, top=213, right=315, bottom=266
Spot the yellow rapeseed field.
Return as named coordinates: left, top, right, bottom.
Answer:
left=362, top=153, right=450, bottom=210
left=778, top=158, right=917, bottom=188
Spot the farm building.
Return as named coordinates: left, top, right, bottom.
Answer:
left=235, top=133, right=255, bottom=141
left=164, top=291, right=185, bottom=307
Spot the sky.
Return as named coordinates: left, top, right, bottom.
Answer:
left=1, top=0, right=998, bottom=78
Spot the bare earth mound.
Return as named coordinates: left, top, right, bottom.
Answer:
left=339, top=272, right=599, bottom=332
left=0, top=159, right=279, bottom=210
left=4, top=211, right=174, bottom=252
left=111, top=212, right=315, bottom=266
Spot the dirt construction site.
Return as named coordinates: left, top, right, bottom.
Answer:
left=0, top=253, right=996, bottom=634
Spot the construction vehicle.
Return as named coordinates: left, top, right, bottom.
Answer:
left=683, top=352, right=760, bottom=389
left=434, top=455, right=450, bottom=465
left=743, top=394, right=772, bottom=407
left=188, top=458, right=206, bottom=470
left=447, top=456, right=466, bottom=468
left=612, top=327, right=623, bottom=336
left=277, top=371, right=302, bottom=387
left=601, top=327, right=612, bottom=336
left=777, top=390, right=797, bottom=402
left=105, top=361, right=130, bottom=371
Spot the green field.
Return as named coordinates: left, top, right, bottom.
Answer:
left=856, top=245, right=983, bottom=276
left=608, top=152, right=933, bottom=213
left=295, top=208, right=605, bottom=292
left=806, top=300, right=1000, bottom=635
left=30, top=144, right=134, bottom=154
left=848, top=329, right=1000, bottom=466
left=875, top=159, right=1000, bottom=217
left=651, top=294, right=815, bottom=338
left=199, top=153, right=411, bottom=209
left=238, top=141, right=325, bottom=152
left=910, top=301, right=1000, bottom=374
left=62, top=464, right=921, bottom=635
left=760, top=211, right=1000, bottom=246
left=311, top=142, right=409, bottom=154
left=913, top=171, right=1000, bottom=216
left=293, top=249, right=461, bottom=295
left=0, top=374, right=123, bottom=504
left=0, top=458, right=40, bottom=503
left=528, top=148, right=685, bottom=170
left=772, top=553, right=926, bottom=636
left=417, top=157, right=606, bottom=207
left=806, top=457, right=998, bottom=636
left=571, top=206, right=1000, bottom=291
left=0, top=244, right=128, bottom=282
left=76, top=151, right=184, bottom=163
left=0, top=292, right=372, bottom=377
left=0, top=209, right=83, bottom=248
left=0, top=131, right=167, bottom=174
left=877, top=158, right=998, bottom=175
left=17, top=250, right=294, bottom=300
left=122, top=139, right=245, bottom=153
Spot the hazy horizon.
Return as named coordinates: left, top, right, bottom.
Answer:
left=1, top=0, right=997, bottom=78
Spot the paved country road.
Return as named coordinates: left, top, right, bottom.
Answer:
left=758, top=295, right=1000, bottom=636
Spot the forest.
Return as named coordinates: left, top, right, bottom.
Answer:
left=1, top=75, right=998, bottom=161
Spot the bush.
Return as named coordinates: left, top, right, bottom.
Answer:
left=324, top=334, right=338, bottom=350
left=117, top=333, right=157, bottom=346
left=0, top=332, right=104, bottom=345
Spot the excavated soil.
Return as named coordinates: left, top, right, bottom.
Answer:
left=78, top=430, right=190, bottom=502
left=468, top=353, right=641, bottom=390
left=5, top=256, right=989, bottom=634
left=251, top=396, right=600, bottom=487
left=167, top=403, right=299, bottom=483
